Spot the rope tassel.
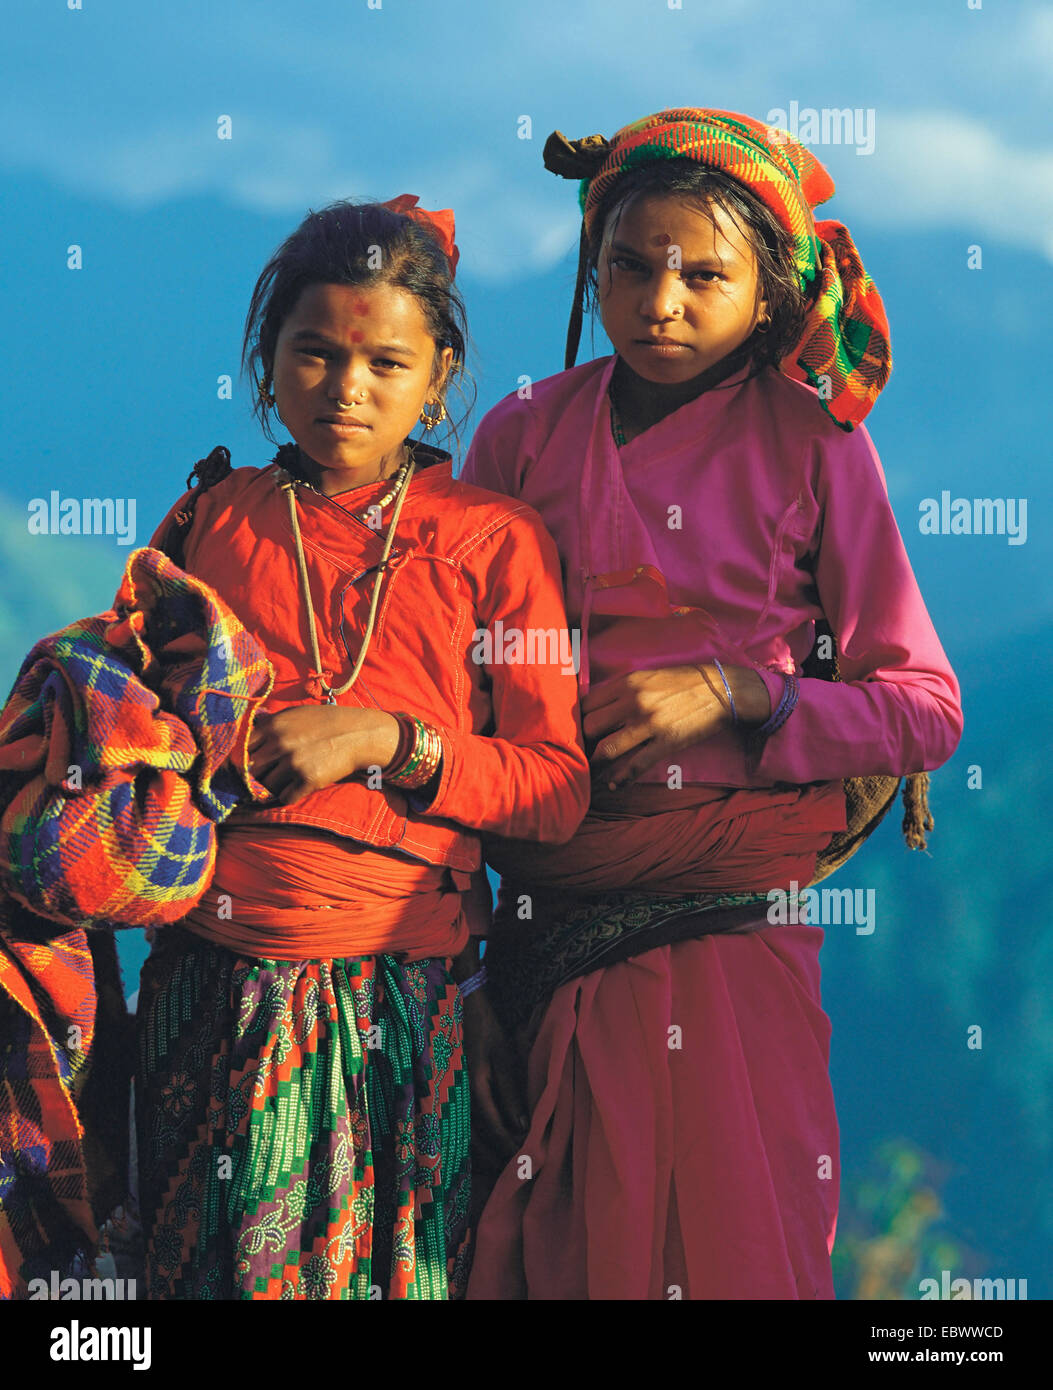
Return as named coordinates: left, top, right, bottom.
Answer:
left=902, top=772, right=934, bottom=851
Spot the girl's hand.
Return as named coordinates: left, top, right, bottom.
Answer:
left=581, top=663, right=770, bottom=789
left=247, top=705, right=400, bottom=805
left=463, top=988, right=530, bottom=1171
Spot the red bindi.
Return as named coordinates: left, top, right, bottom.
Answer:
left=350, top=329, right=364, bottom=342
left=652, top=233, right=671, bottom=246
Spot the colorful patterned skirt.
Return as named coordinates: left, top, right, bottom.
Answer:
left=135, top=925, right=471, bottom=1300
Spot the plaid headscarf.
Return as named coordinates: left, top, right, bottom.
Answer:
left=545, top=107, right=891, bottom=430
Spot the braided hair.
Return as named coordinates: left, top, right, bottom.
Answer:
left=155, top=444, right=233, bottom=568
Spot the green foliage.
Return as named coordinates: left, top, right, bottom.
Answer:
left=834, top=1137, right=972, bottom=1299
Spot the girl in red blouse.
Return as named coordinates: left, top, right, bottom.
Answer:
left=136, top=196, right=588, bottom=1300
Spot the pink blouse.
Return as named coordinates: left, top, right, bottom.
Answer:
left=460, top=356, right=962, bottom=789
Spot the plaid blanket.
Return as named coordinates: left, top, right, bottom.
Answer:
left=0, top=546, right=274, bottom=1297
left=0, top=546, right=275, bottom=928
left=0, top=907, right=129, bottom=1298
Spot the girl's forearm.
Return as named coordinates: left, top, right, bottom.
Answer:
left=715, top=664, right=772, bottom=729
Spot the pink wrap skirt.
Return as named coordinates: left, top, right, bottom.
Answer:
left=467, top=923, right=838, bottom=1300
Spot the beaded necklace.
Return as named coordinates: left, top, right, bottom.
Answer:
left=277, top=446, right=416, bottom=703
left=292, top=448, right=412, bottom=516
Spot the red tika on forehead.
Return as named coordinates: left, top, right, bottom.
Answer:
left=582, top=108, right=831, bottom=278
left=571, top=107, right=891, bottom=430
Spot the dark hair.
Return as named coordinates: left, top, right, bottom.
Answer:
left=568, top=160, right=809, bottom=375
left=241, top=199, right=474, bottom=451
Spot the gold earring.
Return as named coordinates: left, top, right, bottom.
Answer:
left=419, top=400, right=448, bottom=430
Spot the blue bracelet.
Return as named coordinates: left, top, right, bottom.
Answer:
left=754, top=671, right=800, bottom=738
left=459, top=966, right=487, bottom=998
left=711, top=659, right=738, bottom=727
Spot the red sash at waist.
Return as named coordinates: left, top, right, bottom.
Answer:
left=182, top=824, right=468, bottom=961
left=483, top=782, right=847, bottom=894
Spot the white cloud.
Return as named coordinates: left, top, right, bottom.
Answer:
left=832, top=110, right=1053, bottom=262
left=2, top=0, right=1049, bottom=279
left=1017, top=4, right=1053, bottom=70
left=7, top=101, right=1050, bottom=275
left=1, top=97, right=587, bottom=282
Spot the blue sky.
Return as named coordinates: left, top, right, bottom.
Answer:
left=1, top=0, right=1048, bottom=574
left=3, top=1, right=1050, bottom=270
left=1, top=0, right=1051, bottom=1294
left=2, top=0, right=1049, bottom=665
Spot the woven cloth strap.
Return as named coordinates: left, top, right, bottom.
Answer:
left=487, top=886, right=770, bottom=1051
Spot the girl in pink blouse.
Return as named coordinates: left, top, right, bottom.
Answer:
left=459, top=109, right=963, bottom=1300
